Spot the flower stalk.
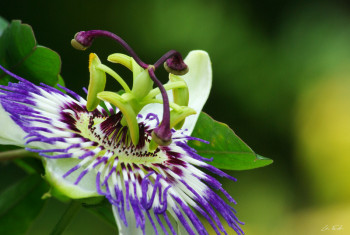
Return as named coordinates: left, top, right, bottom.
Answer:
left=0, top=149, right=39, bottom=161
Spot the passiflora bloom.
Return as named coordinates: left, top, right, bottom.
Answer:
left=0, top=30, right=243, bottom=235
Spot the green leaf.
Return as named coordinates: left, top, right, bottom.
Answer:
left=0, top=20, right=61, bottom=86
left=0, top=16, right=9, bottom=36
left=0, top=174, right=49, bottom=235
left=87, top=202, right=116, bottom=228
left=189, top=112, right=273, bottom=170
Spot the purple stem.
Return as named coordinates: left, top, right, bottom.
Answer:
left=148, top=68, right=172, bottom=141
left=75, top=30, right=148, bottom=69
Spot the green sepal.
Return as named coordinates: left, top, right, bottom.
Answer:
left=97, top=91, right=139, bottom=146
left=87, top=53, right=106, bottom=111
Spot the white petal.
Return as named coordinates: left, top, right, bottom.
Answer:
left=140, top=50, right=212, bottom=135
left=139, top=103, right=163, bottom=122
left=112, top=205, right=189, bottom=235
left=113, top=206, right=143, bottom=235
left=181, top=50, right=212, bottom=134
left=113, top=206, right=171, bottom=235
left=44, top=158, right=100, bottom=199
left=0, top=103, right=27, bottom=146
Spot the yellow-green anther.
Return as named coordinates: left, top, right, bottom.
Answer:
left=108, top=53, right=133, bottom=71
left=169, top=74, right=189, bottom=107
left=131, top=58, right=144, bottom=81
left=87, top=53, right=106, bottom=111
left=169, top=74, right=190, bottom=128
left=132, top=69, right=154, bottom=99
left=97, top=91, right=139, bottom=146
left=170, top=107, right=196, bottom=130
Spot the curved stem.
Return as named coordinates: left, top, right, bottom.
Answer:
left=76, top=30, right=148, bottom=69
left=50, top=201, right=81, bottom=235
left=0, top=149, right=39, bottom=161
left=153, top=50, right=183, bottom=69
left=148, top=68, right=172, bottom=140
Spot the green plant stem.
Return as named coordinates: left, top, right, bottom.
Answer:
left=0, top=149, right=39, bottom=161
left=50, top=201, right=81, bottom=235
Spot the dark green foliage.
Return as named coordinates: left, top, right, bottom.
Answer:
left=0, top=19, right=61, bottom=86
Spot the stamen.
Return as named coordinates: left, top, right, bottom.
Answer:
left=72, top=30, right=148, bottom=69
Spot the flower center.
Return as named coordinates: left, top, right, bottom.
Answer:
left=72, top=30, right=194, bottom=150
left=71, top=109, right=167, bottom=165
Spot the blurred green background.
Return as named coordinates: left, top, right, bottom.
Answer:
left=1, top=0, right=350, bottom=234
